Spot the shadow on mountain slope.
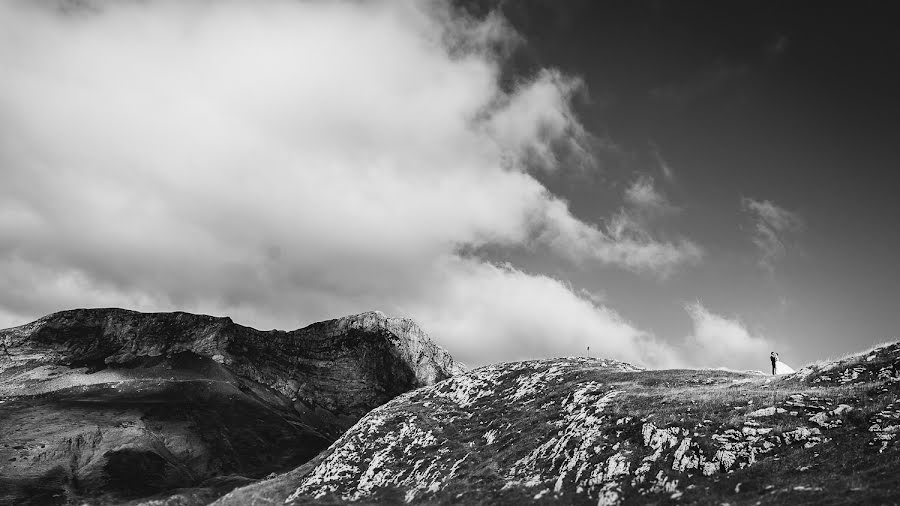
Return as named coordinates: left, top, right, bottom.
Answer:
left=0, top=309, right=461, bottom=505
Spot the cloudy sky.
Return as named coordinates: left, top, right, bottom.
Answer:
left=1, top=0, right=898, bottom=371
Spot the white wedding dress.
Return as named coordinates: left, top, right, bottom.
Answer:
left=774, top=361, right=795, bottom=375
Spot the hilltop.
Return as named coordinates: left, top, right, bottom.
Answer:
left=0, top=308, right=461, bottom=505
left=217, top=343, right=900, bottom=505
left=2, top=308, right=898, bottom=505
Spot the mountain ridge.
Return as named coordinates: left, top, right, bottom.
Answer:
left=1, top=308, right=464, bottom=422
left=3, top=308, right=898, bottom=505
left=0, top=308, right=461, bottom=505
left=215, top=342, right=900, bottom=505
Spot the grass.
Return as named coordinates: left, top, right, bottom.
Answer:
left=581, top=358, right=899, bottom=504
left=676, top=419, right=900, bottom=505
left=232, top=346, right=900, bottom=505
left=799, top=339, right=898, bottom=369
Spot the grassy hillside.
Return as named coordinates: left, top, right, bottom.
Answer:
left=216, top=343, right=900, bottom=505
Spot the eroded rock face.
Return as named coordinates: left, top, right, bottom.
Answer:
left=0, top=308, right=461, bottom=505
left=220, top=343, right=900, bottom=505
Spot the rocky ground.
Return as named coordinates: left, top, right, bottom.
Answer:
left=3, top=308, right=898, bottom=505
left=216, top=343, right=900, bottom=505
left=0, top=309, right=461, bottom=505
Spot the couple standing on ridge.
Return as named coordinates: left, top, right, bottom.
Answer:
left=770, top=351, right=779, bottom=375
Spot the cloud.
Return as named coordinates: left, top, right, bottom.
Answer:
left=537, top=195, right=702, bottom=277
left=0, top=0, right=697, bottom=366
left=588, top=176, right=700, bottom=277
left=486, top=69, right=595, bottom=173
left=649, top=141, right=675, bottom=182
left=623, top=176, right=674, bottom=215
left=408, top=257, right=680, bottom=367
left=741, top=198, right=804, bottom=272
left=650, top=62, right=750, bottom=106
left=684, top=302, right=772, bottom=371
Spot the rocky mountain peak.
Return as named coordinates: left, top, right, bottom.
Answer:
left=326, top=310, right=467, bottom=384
left=1, top=308, right=462, bottom=418
left=0, top=308, right=462, bottom=505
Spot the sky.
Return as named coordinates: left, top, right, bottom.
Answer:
left=1, top=0, right=898, bottom=371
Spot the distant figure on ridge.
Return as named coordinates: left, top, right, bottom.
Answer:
left=770, top=351, right=778, bottom=375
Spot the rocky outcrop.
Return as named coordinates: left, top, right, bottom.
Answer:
left=219, top=343, right=900, bottom=505
left=0, top=308, right=461, bottom=505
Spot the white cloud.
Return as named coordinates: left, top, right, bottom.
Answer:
left=407, top=257, right=680, bottom=367
left=0, top=0, right=697, bottom=365
left=486, top=69, right=594, bottom=173
left=537, top=196, right=701, bottom=277
left=579, top=176, right=700, bottom=277
left=684, top=302, right=772, bottom=371
left=623, top=175, right=680, bottom=219
left=649, top=141, right=675, bottom=182
left=624, top=176, right=665, bottom=210
left=741, top=197, right=804, bottom=272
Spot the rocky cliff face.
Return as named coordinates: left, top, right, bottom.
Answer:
left=0, top=308, right=462, bottom=505
left=218, top=343, right=900, bottom=505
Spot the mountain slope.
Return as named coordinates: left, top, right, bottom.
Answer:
left=217, top=343, right=900, bottom=505
left=0, top=308, right=461, bottom=505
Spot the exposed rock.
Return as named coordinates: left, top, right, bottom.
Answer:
left=218, top=344, right=900, bottom=505
left=0, top=308, right=461, bottom=505
left=747, top=407, right=787, bottom=417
